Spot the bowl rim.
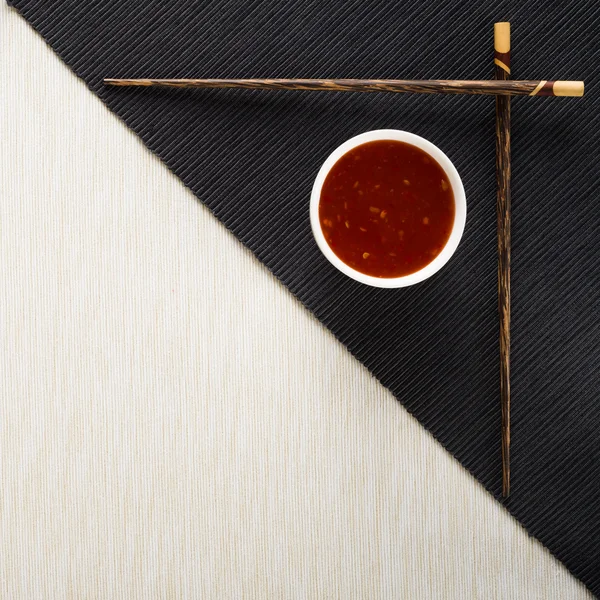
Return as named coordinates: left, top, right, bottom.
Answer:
left=310, top=129, right=467, bottom=288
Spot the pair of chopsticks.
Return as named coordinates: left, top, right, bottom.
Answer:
left=105, top=25, right=583, bottom=497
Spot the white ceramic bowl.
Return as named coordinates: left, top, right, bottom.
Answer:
left=310, top=129, right=466, bottom=288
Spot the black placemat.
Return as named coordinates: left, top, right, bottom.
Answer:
left=9, top=0, right=600, bottom=594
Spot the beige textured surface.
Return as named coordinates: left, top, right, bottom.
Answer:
left=0, top=6, right=593, bottom=599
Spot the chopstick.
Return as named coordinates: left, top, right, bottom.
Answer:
left=495, top=23, right=511, bottom=498
left=103, top=78, right=584, bottom=97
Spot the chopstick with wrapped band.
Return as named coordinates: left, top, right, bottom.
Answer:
left=495, top=22, right=511, bottom=498
left=103, top=78, right=584, bottom=97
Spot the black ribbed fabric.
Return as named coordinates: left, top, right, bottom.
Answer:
left=9, top=0, right=599, bottom=594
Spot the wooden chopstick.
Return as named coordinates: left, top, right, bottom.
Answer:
left=103, top=78, right=584, bottom=97
left=495, top=22, right=511, bottom=498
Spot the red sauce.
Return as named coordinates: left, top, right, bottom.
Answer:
left=319, top=140, right=455, bottom=278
